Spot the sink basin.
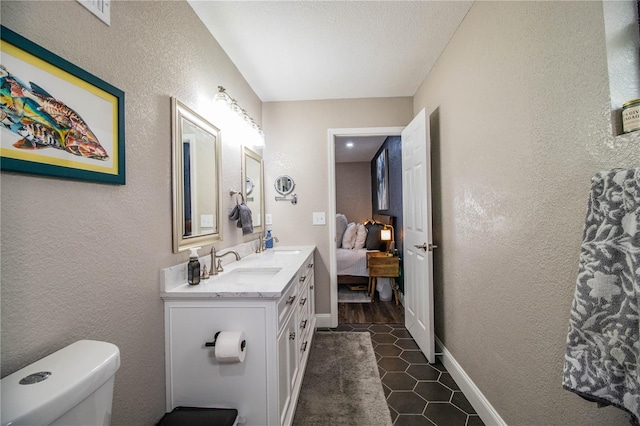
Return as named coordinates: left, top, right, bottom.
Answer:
left=272, top=249, right=301, bottom=255
left=212, top=268, right=282, bottom=285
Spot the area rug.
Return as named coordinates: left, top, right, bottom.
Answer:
left=338, top=286, right=370, bottom=303
left=292, top=332, right=392, bottom=426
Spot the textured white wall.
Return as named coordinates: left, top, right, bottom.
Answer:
left=0, top=2, right=261, bottom=424
left=336, top=162, right=372, bottom=224
left=262, top=98, right=413, bottom=313
left=414, top=1, right=640, bottom=425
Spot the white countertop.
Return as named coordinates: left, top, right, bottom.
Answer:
left=160, top=245, right=316, bottom=300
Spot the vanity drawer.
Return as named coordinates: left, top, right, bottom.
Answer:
left=278, top=279, right=298, bottom=327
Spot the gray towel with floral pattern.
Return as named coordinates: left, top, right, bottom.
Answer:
left=563, top=168, right=640, bottom=425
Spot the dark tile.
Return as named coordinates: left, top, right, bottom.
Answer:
left=370, top=324, right=393, bottom=333
left=350, top=323, right=371, bottom=329
left=414, top=382, right=453, bottom=402
left=429, top=358, right=447, bottom=372
left=438, top=373, right=460, bottom=391
left=338, top=323, right=480, bottom=426
left=378, top=357, right=409, bottom=372
left=451, top=391, right=476, bottom=414
left=424, top=402, right=468, bottom=426
left=375, top=344, right=403, bottom=357
left=395, top=339, right=420, bottom=350
left=372, top=333, right=398, bottom=344
left=401, top=350, right=429, bottom=364
left=407, top=364, right=441, bottom=381
left=394, top=414, right=435, bottom=426
left=389, top=407, right=399, bottom=424
left=383, top=383, right=392, bottom=398
left=382, top=372, right=417, bottom=391
left=387, top=391, right=427, bottom=415
left=467, top=415, right=485, bottom=426
left=391, top=328, right=413, bottom=338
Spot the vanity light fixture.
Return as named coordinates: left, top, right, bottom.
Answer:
left=214, top=86, right=265, bottom=146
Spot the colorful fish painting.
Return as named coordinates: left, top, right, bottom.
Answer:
left=0, top=65, right=109, bottom=160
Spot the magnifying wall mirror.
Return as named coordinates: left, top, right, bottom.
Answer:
left=242, top=146, right=264, bottom=233
left=171, top=97, right=222, bottom=253
left=275, top=175, right=295, bottom=195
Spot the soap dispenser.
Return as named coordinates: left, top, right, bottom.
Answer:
left=188, top=247, right=201, bottom=285
left=265, top=230, right=273, bottom=249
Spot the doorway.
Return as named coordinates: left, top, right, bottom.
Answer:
left=327, top=127, right=404, bottom=328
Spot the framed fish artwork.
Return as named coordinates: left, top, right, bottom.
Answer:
left=0, top=26, right=125, bottom=184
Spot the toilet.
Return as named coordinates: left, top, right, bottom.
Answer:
left=1, top=340, right=120, bottom=426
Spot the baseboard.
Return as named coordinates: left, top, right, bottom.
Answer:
left=315, top=313, right=333, bottom=329
left=436, top=337, right=506, bottom=426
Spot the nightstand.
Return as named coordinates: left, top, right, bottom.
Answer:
left=367, top=252, right=400, bottom=305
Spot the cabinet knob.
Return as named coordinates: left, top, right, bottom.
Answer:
left=299, top=276, right=306, bottom=283
left=300, top=319, right=308, bottom=329
left=286, top=295, right=296, bottom=305
left=301, top=341, right=308, bottom=352
left=299, top=297, right=307, bottom=306
left=289, top=332, right=296, bottom=340
left=307, top=263, right=314, bottom=268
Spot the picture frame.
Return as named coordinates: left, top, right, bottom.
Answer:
left=0, top=26, right=125, bottom=184
left=376, top=148, right=389, bottom=211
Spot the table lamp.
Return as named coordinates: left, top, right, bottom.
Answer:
left=380, top=225, right=395, bottom=255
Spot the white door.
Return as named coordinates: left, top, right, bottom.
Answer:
left=401, top=108, right=435, bottom=363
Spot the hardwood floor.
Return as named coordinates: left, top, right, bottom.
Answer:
left=338, top=299, right=404, bottom=324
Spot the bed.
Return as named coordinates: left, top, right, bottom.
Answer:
left=336, top=214, right=392, bottom=286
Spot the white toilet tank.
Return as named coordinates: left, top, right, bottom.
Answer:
left=1, top=340, right=120, bottom=426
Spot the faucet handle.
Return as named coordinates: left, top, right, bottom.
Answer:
left=216, top=259, right=224, bottom=273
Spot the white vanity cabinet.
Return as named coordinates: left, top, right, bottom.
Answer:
left=277, top=256, right=314, bottom=425
left=162, top=247, right=316, bottom=426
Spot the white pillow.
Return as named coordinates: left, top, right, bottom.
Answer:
left=354, top=224, right=368, bottom=249
left=341, top=222, right=357, bottom=249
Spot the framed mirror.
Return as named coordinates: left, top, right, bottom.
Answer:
left=275, top=175, right=295, bottom=195
left=242, top=146, right=264, bottom=233
left=171, top=97, right=222, bottom=252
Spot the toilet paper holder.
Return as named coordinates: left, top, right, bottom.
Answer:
left=205, top=331, right=246, bottom=351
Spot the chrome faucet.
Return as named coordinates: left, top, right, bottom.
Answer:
left=209, top=246, right=241, bottom=275
left=255, top=237, right=264, bottom=253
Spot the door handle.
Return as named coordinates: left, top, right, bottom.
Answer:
left=414, top=243, right=438, bottom=252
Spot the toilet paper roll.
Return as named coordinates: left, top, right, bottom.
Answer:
left=214, top=331, right=246, bottom=363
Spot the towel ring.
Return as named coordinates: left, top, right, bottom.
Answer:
left=229, top=189, right=245, bottom=204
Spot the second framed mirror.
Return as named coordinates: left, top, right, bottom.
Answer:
left=242, top=146, right=264, bottom=234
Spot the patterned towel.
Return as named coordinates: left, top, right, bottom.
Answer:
left=563, top=168, right=640, bottom=424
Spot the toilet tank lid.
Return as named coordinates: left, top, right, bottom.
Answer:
left=1, top=340, right=120, bottom=426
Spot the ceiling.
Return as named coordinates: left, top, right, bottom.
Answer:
left=188, top=1, right=473, bottom=103
left=334, top=135, right=388, bottom=163
left=188, top=1, right=473, bottom=162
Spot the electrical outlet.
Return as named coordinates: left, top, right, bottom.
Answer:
left=313, top=212, right=326, bottom=225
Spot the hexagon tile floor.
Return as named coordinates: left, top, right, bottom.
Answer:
left=319, top=324, right=485, bottom=426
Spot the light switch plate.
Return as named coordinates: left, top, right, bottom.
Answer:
left=265, top=214, right=273, bottom=225
left=200, top=214, right=214, bottom=228
left=313, top=212, right=326, bottom=225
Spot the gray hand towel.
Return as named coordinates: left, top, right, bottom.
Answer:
left=238, top=202, right=253, bottom=235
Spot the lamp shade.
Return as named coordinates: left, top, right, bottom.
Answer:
left=380, top=228, right=392, bottom=241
